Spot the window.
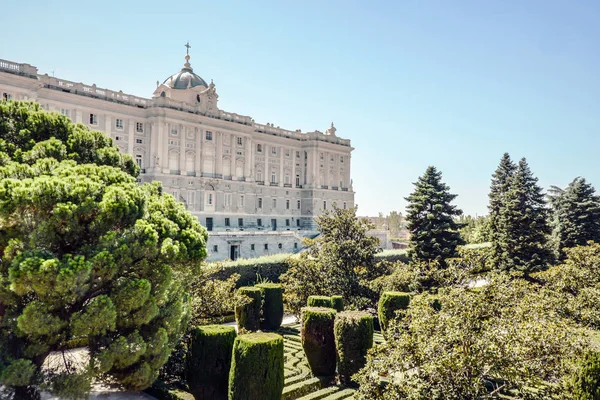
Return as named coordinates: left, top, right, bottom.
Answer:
left=239, top=195, right=244, bottom=207
left=271, top=173, right=276, bottom=184
left=343, top=202, right=347, bottom=209
left=251, top=244, right=255, bottom=251
left=205, top=131, right=213, bottom=140
left=135, top=154, right=143, bottom=168
left=257, top=144, right=262, bottom=152
left=285, top=175, right=290, bottom=184
left=294, top=242, right=298, bottom=249
left=340, top=181, right=343, bottom=188
left=171, top=127, right=178, bottom=135
left=188, top=191, right=195, bottom=205
left=238, top=218, right=244, bottom=227
left=237, top=137, right=243, bottom=146
left=296, top=175, right=300, bottom=186
left=286, top=219, right=290, bottom=227
left=286, top=200, right=290, bottom=209
left=271, top=147, right=277, bottom=155
left=278, top=243, right=283, bottom=249
left=116, top=119, right=123, bottom=129
left=213, top=245, right=218, bottom=252
left=340, top=156, right=344, bottom=163
left=115, top=136, right=121, bottom=141
left=258, top=198, right=263, bottom=209
left=296, top=151, right=300, bottom=158
left=60, top=108, right=70, bottom=117
left=272, top=199, right=277, bottom=209
left=264, top=243, right=269, bottom=251
left=256, top=171, right=262, bottom=182
left=331, top=156, right=335, bottom=162
left=206, top=217, right=213, bottom=231
left=285, top=149, right=290, bottom=157
left=296, top=219, right=300, bottom=227
left=324, top=201, right=327, bottom=210
left=257, top=218, right=262, bottom=227
left=225, top=217, right=230, bottom=227
left=207, top=193, right=213, bottom=205
left=225, top=193, right=232, bottom=207
left=89, top=113, right=97, bottom=125
left=297, top=200, right=301, bottom=210
left=320, top=153, right=324, bottom=160
left=136, top=122, right=144, bottom=132
left=136, top=138, right=143, bottom=144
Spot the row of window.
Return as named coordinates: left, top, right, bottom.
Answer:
left=212, top=242, right=298, bottom=253
left=223, top=217, right=301, bottom=228
left=87, top=113, right=145, bottom=133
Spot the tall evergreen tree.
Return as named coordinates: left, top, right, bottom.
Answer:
left=548, top=177, right=600, bottom=259
left=496, top=158, right=552, bottom=273
left=405, top=166, right=464, bottom=264
left=488, top=153, right=517, bottom=267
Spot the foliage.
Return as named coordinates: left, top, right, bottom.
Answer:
left=235, top=287, right=262, bottom=332
left=405, top=166, right=464, bottom=264
left=280, top=206, right=382, bottom=314
left=334, top=311, right=374, bottom=386
left=548, top=177, right=600, bottom=260
left=570, top=351, right=600, bottom=400
left=0, top=102, right=208, bottom=397
left=355, top=274, right=589, bottom=399
left=186, top=325, right=236, bottom=400
left=331, top=295, right=344, bottom=312
left=208, top=254, right=293, bottom=287
left=377, top=291, right=410, bottom=332
left=307, top=295, right=333, bottom=308
left=458, top=214, right=490, bottom=244
left=300, top=307, right=337, bottom=377
left=256, top=283, right=284, bottom=331
left=374, top=249, right=409, bottom=264
left=373, top=210, right=405, bottom=238
left=228, top=332, right=284, bottom=400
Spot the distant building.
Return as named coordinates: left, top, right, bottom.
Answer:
left=0, top=46, right=355, bottom=261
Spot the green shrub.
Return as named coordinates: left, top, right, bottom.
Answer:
left=228, top=332, right=284, bottom=400
left=301, top=307, right=337, bottom=377
left=256, top=283, right=284, bottom=331
left=235, top=287, right=262, bottom=331
left=307, top=295, right=333, bottom=308
left=334, top=311, right=374, bottom=386
left=330, top=295, right=344, bottom=312
left=378, top=291, right=410, bottom=331
left=186, top=325, right=236, bottom=400
left=145, top=381, right=196, bottom=400
left=374, top=249, right=409, bottom=264
left=209, top=254, right=293, bottom=287
left=571, top=351, right=600, bottom=399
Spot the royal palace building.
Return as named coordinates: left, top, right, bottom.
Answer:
left=0, top=49, right=355, bottom=261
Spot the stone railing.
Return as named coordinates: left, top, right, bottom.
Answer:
left=0, top=59, right=38, bottom=78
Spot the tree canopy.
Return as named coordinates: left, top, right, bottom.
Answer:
left=0, top=101, right=208, bottom=399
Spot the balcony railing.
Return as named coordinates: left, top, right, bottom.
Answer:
left=256, top=181, right=264, bottom=185
left=331, top=186, right=339, bottom=190
left=321, top=185, right=329, bottom=189
left=284, top=183, right=292, bottom=188
left=341, top=187, right=349, bottom=191
left=270, top=182, right=279, bottom=186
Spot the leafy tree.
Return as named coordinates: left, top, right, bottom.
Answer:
left=548, top=177, right=600, bottom=260
left=496, top=158, right=552, bottom=273
left=405, top=166, right=464, bottom=264
left=458, top=215, right=490, bottom=244
left=0, top=102, right=208, bottom=399
left=280, top=206, right=382, bottom=314
left=488, top=153, right=517, bottom=268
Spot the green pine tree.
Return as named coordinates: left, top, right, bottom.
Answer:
left=488, top=153, right=517, bottom=267
left=549, top=177, right=600, bottom=260
left=405, top=166, right=464, bottom=264
left=496, top=158, right=552, bottom=273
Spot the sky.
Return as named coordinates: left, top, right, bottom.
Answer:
left=1, top=0, right=599, bottom=217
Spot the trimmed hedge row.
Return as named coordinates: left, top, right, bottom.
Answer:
left=301, top=307, right=337, bottom=377
left=187, top=325, right=236, bottom=400
left=330, top=295, right=344, bottom=312
left=307, top=295, right=334, bottom=308
left=235, top=287, right=262, bottom=331
left=257, top=283, right=284, bottom=331
left=334, top=311, right=374, bottom=386
left=229, top=332, right=284, bottom=400
left=378, top=291, right=411, bottom=331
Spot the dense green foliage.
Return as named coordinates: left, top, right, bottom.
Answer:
left=307, top=295, right=334, bottom=308
left=458, top=215, right=490, bottom=244
left=235, top=287, right=262, bottom=332
left=300, top=307, right=337, bottom=377
left=334, top=311, right=374, bottom=386
left=209, top=254, right=292, bottom=287
left=0, top=102, right=208, bottom=398
left=377, top=291, right=410, bottom=332
left=186, top=325, right=236, bottom=400
left=330, top=295, right=344, bottom=312
left=228, top=332, right=284, bottom=400
left=548, top=177, right=600, bottom=260
left=280, top=206, right=382, bottom=314
left=571, top=351, right=600, bottom=400
left=257, top=283, right=284, bottom=331
left=405, top=166, right=464, bottom=264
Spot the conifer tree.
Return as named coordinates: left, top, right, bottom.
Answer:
left=548, top=177, right=600, bottom=260
left=496, top=158, right=552, bottom=273
left=405, top=166, right=464, bottom=264
left=488, top=153, right=516, bottom=266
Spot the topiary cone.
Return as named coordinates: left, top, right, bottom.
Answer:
left=378, top=291, right=410, bottom=331
left=301, top=307, right=337, bottom=377
left=256, top=283, right=284, bottom=330
left=235, top=286, right=262, bottom=331
left=228, top=332, right=284, bottom=400
left=334, top=311, right=374, bottom=386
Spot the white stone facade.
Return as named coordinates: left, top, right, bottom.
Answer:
left=0, top=53, right=354, bottom=261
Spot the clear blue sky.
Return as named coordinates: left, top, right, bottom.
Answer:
left=2, top=0, right=599, bottom=217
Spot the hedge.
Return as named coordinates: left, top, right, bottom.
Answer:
left=334, top=311, right=374, bottom=386
left=307, top=295, right=333, bottom=308
left=235, top=287, right=262, bottom=331
left=571, top=351, right=600, bottom=399
left=256, top=283, right=284, bottom=331
left=330, top=295, right=344, bottom=312
left=186, top=325, right=236, bottom=400
left=374, top=249, right=409, bottom=264
left=144, top=381, right=195, bottom=400
left=378, top=291, right=410, bottom=331
left=228, top=332, right=284, bottom=400
left=209, top=254, right=293, bottom=287
left=301, top=307, right=337, bottom=376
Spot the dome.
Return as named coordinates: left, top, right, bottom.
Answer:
left=163, top=66, right=208, bottom=90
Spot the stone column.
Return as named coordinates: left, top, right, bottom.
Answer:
left=279, top=146, right=284, bottom=187
left=127, top=119, right=135, bottom=155
left=291, top=149, right=296, bottom=187
left=75, top=109, right=82, bottom=124
left=245, top=136, right=252, bottom=180
left=264, top=145, right=269, bottom=183
left=216, top=132, right=223, bottom=176
left=104, top=115, right=111, bottom=135
left=179, top=124, right=186, bottom=174
left=195, top=128, right=202, bottom=176
left=162, top=121, right=170, bottom=174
